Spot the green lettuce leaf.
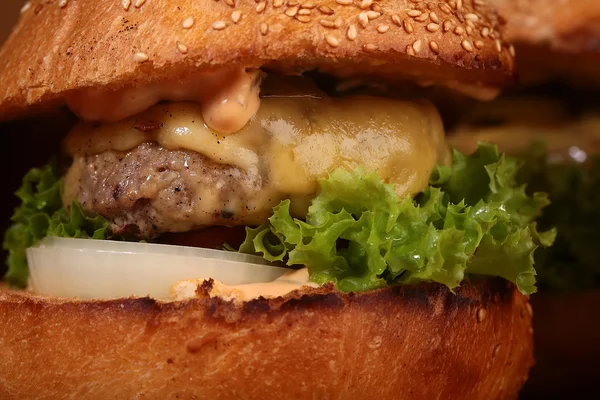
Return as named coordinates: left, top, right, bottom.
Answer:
left=238, top=143, right=553, bottom=295
left=2, top=161, right=111, bottom=288
left=517, top=142, right=600, bottom=291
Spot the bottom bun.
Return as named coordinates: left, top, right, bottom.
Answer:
left=0, top=279, right=533, bottom=400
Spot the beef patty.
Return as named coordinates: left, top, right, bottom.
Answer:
left=63, top=142, right=302, bottom=238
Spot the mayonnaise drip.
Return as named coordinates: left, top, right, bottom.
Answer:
left=66, top=68, right=261, bottom=134
left=170, top=268, right=318, bottom=302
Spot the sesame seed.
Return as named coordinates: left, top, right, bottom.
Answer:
left=260, top=23, right=269, bottom=35
left=412, top=39, right=423, bottom=53
left=457, top=0, right=463, bottom=12
left=495, top=39, right=502, bottom=53
left=371, top=3, right=382, bottom=13
left=415, top=13, right=428, bottom=22
left=429, top=40, right=439, bottom=54
left=474, top=40, right=484, bottom=49
left=475, top=0, right=486, bottom=5
left=274, top=0, right=285, bottom=8
left=526, top=302, right=533, bottom=317
left=134, top=0, right=146, bottom=8
left=366, top=11, right=381, bottom=20
left=454, top=26, right=465, bottom=35
left=492, top=344, right=501, bottom=358
left=288, top=0, right=299, bottom=5
left=302, top=2, right=316, bottom=9
left=285, top=6, right=299, bottom=17
left=133, top=52, right=149, bottom=63
left=296, top=15, right=311, bottom=23
left=391, top=14, right=402, bottom=27
left=20, top=2, right=31, bottom=14
left=440, top=3, right=452, bottom=14
left=176, top=41, right=188, bottom=54
left=426, top=23, right=439, bottom=32
left=466, top=25, right=473, bottom=36
left=406, top=45, right=415, bottom=56
left=359, top=0, right=373, bottom=10
left=403, top=19, right=414, bottom=33
left=466, top=19, right=475, bottom=29
left=347, top=24, right=357, bottom=40
left=298, top=9, right=311, bottom=15
left=407, top=10, right=422, bottom=17
left=336, top=0, right=352, bottom=5
left=359, top=12, right=369, bottom=28
left=320, top=19, right=335, bottom=28
left=465, top=13, right=479, bottom=22
left=509, top=44, right=515, bottom=57
left=476, top=308, right=487, bottom=323
left=443, top=20, right=452, bottom=32
left=429, top=12, right=439, bottom=23
left=182, top=17, right=194, bottom=29
left=481, top=27, right=490, bottom=38
left=377, top=24, right=389, bottom=33
left=231, top=10, right=242, bottom=23
left=318, top=5, right=334, bottom=15
left=461, top=40, right=474, bottom=52
left=363, top=43, right=378, bottom=52
left=334, top=16, right=342, bottom=28
left=212, top=21, right=227, bottom=30
left=223, top=0, right=235, bottom=7
left=256, top=1, right=266, bottom=13
left=58, top=0, right=68, bottom=8
left=325, top=34, right=340, bottom=48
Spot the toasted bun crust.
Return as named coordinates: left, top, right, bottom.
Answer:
left=0, top=0, right=514, bottom=119
left=0, top=280, right=533, bottom=400
left=491, top=0, right=600, bottom=85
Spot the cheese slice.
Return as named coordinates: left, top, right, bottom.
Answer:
left=64, top=95, right=449, bottom=219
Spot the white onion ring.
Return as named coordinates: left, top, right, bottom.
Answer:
left=27, top=237, right=292, bottom=300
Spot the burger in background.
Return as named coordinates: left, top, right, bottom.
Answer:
left=450, top=0, right=600, bottom=397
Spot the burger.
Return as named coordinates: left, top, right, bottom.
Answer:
left=449, top=0, right=600, bottom=396
left=491, top=0, right=600, bottom=87
left=0, top=1, right=549, bottom=398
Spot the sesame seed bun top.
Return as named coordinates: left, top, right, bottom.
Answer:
left=0, top=0, right=514, bottom=120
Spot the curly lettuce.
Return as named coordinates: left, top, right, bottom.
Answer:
left=517, top=143, right=600, bottom=292
left=238, top=143, right=554, bottom=295
left=3, top=144, right=554, bottom=294
left=3, top=161, right=111, bottom=288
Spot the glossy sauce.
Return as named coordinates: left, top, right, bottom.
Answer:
left=170, top=268, right=318, bottom=301
left=66, top=68, right=261, bottom=134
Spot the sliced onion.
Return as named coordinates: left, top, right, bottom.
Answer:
left=27, top=237, right=292, bottom=300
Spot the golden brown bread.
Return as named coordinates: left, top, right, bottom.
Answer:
left=491, top=0, right=600, bottom=85
left=0, top=0, right=514, bottom=119
left=0, top=279, right=533, bottom=400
